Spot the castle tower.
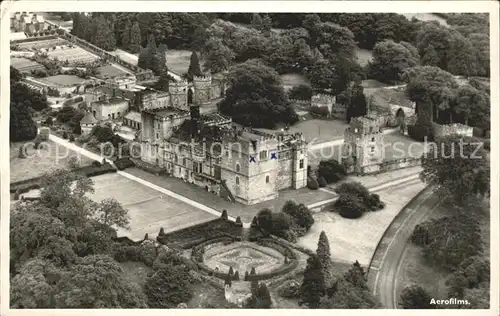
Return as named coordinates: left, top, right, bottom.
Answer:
left=169, top=80, right=189, bottom=110
left=342, top=116, right=384, bottom=174
left=291, top=133, right=308, bottom=189
left=193, top=74, right=212, bottom=105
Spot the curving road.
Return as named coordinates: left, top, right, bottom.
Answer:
left=371, top=186, right=443, bottom=308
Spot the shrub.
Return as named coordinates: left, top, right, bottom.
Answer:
left=318, top=177, right=327, bottom=187
left=251, top=216, right=259, bottom=228
left=318, top=160, right=347, bottom=184
left=336, top=194, right=365, bottom=219
left=279, top=280, right=301, bottom=298
left=62, top=132, right=68, bottom=139
left=92, top=160, right=102, bottom=167
left=310, top=105, right=329, bottom=117
left=159, top=227, right=165, bottom=236
left=250, top=267, right=256, bottom=275
left=114, top=157, right=135, bottom=171
left=244, top=271, right=249, bottom=281
left=69, top=134, right=75, bottom=142
left=307, top=177, right=319, bottom=190
left=400, top=285, right=434, bottom=309
left=44, top=117, right=53, bottom=126
left=125, top=245, right=141, bottom=261
left=18, top=146, right=26, bottom=158
left=282, top=200, right=314, bottom=231
left=145, top=266, right=193, bottom=308
left=221, top=209, right=228, bottom=220
left=234, top=270, right=240, bottom=280
left=235, top=216, right=243, bottom=226
left=73, top=124, right=82, bottom=135
left=67, top=156, right=80, bottom=169
left=14, top=190, right=20, bottom=200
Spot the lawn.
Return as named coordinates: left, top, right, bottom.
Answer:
left=123, top=167, right=335, bottom=223
left=356, top=48, right=373, bottom=66
left=297, top=180, right=425, bottom=266
left=165, top=50, right=194, bottom=75
left=280, top=73, right=309, bottom=90
left=381, top=133, right=427, bottom=161
left=96, top=64, right=130, bottom=78
left=402, top=13, right=448, bottom=26
left=47, top=46, right=100, bottom=64
left=88, top=172, right=218, bottom=240
left=41, top=74, right=86, bottom=86
left=10, top=140, right=93, bottom=183
left=11, top=57, right=45, bottom=73
left=256, top=119, right=349, bottom=143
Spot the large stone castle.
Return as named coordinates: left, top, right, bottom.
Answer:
left=140, top=105, right=308, bottom=205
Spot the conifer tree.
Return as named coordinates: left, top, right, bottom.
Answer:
left=343, top=260, right=367, bottom=289
left=299, top=255, right=325, bottom=308
left=316, top=231, right=333, bottom=286
left=129, top=21, right=142, bottom=53
left=187, top=51, right=203, bottom=81
left=261, top=14, right=272, bottom=36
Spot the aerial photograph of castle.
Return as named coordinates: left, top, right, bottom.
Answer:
left=6, top=7, right=494, bottom=311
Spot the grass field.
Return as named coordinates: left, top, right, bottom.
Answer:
left=297, top=180, right=425, bottom=266
left=280, top=73, right=309, bottom=90
left=96, top=64, right=130, bottom=78
left=356, top=48, right=373, bottom=66
left=10, top=140, right=93, bottom=183
left=47, top=46, right=100, bottom=64
left=11, top=57, right=46, bottom=73
left=257, top=119, right=348, bottom=143
left=402, top=13, right=448, bottom=26
left=41, top=74, right=86, bottom=86
left=88, top=172, right=218, bottom=240
left=165, top=50, right=194, bottom=75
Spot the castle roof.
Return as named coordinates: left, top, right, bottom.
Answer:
left=124, top=110, right=141, bottom=123
left=80, top=111, right=98, bottom=124
left=142, top=106, right=190, bottom=118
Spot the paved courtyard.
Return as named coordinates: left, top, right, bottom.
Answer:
left=89, top=172, right=217, bottom=240
left=297, top=179, right=426, bottom=266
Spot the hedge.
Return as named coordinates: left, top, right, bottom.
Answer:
left=114, top=157, right=135, bottom=170
left=10, top=163, right=116, bottom=193
left=156, top=218, right=243, bottom=248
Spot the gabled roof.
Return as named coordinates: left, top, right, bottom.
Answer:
left=80, top=111, right=98, bottom=124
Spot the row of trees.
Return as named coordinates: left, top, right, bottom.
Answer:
left=404, top=66, right=490, bottom=128
left=72, top=13, right=117, bottom=51
left=10, top=67, right=46, bottom=142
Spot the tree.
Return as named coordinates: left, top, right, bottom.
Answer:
left=446, top=32, right=478, bottom=77
left=282, top=201, right=314, bottom=231
left=421, top=45, right=440, bottom=67
left=202, top=37, right=235, bottom=73
left=344, top=260, right=367, bottom=289
left=453, top=84, right=488, bottom=126
left=316, top=231, right=333, bottom=286
left=403, top=66, right=459, bottom=122
left=346, top=80, right=368, bottom=121
left=191, top=25, right=208, bottom=50
left=218, top=59, right=297, bottom=128
left=187, top=51, right=203, bottom=81
left=120, top=19, right=131, bottom=50
left=257, top=209, right=273, bottom=233
left=10, top=97, right=38, bottom=142
left=246, top=282, right=272, bottom=308
left=300, top=255, right=325, bottom=308
left=129, top=22, right=142, bottom=53
left=288, top=84, right=313, bottom=100
left=400, top=285, right=434, bottom=309
left=408, top=111, right=434, bottom=142
left=251, top=13, right=263, bottom=31
left=261, top=14, right=273, bottom=36
left=369, top=40, right=419, bottom=84
left=416, top=22, right=454, bottom=71
left=93, top=198, right=131, bottom=229
left=92, top=15, right=116, bottom=51
left=54, top=255, right=147, bottom=308
left=144, top=264, right=192, bottom=308
left=318, top=159, right=347, bottom=183
left=420, top=135, right=490, bottom=203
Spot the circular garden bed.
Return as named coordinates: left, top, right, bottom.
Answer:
left=191, top=236, right=299, bottom=281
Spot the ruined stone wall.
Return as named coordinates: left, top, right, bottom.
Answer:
left=432, top=123, right=473, bottom=138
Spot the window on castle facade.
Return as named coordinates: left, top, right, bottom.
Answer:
left=371, top=146, right=375, bottom=153
left=266, top=175, right=269, bottom=183
left=183, top=158, right=187, bottom=166
left=236, top=176, right=240, bottom=185
left=156, top=133, right=159, bottom=139
left=236, top=163, right=240, bottom=172
left=259, top=150, right=267, bottom=161
left=371, top=137, right=375, bottom=142
left=299, top=159, right=304, bottom=169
